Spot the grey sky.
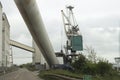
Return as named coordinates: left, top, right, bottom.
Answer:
left=0, top=0, right=120, bottom=65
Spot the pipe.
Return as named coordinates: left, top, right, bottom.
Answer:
left=14, top=0, right=59, bottom=67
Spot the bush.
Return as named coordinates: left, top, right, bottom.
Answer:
left=83, top=62, right=97, bottom=75
left=71, top=54, right=115, bottom=76
left=72, top=54, right=87, bottom=73
left=19, top=63, right=36, bottom=71
left=96, top=61, right=112, bottom=76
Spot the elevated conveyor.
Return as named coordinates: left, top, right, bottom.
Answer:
left=9, top=40, right=34, bottom=52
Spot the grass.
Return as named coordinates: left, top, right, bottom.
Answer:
left=93, top=74, right=120, bottom=80
left=39, top=69, right=83, bottom=79
left=19, top=63, right=36, bottom=71
left=39, top=69, right=120, bottom=80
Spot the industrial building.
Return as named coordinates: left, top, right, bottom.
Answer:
left=113, top=57, right=120, bottom=72
left=32, top=41, right=49, bottom=69
left=0, top=2, right=11, bottom=68
left=0, top=2, right=2, bottom=67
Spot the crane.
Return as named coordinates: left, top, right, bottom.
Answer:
left=61, top=6, right=83, bottom=63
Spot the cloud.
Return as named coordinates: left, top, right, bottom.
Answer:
left=80, top=16, right=120, bottom=62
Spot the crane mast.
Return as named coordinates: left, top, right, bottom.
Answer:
left=61, top=6, right=80, bottom=38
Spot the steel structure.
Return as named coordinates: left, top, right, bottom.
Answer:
left=14, top=0, right=59, bottom=67
left=61, top=6, right=83, bottom=55
left=61, top=6, right=80, bottom=38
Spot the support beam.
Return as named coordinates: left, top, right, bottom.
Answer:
left=9, top=40, right=34, bottom=52
left=14, top=0, right=59, bottom=67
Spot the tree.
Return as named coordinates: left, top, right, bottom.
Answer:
left=72, top=46, right=113, bottom=76
left=83, top=61, right=97, bottom=75
left=86, top=46, right=98, bottom=63
left=72, top=54, right=87, bottom=72
left=96, top=61, right=112, bottom=76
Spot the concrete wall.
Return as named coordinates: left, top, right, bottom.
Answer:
left=32, top=41, right=49, bottom=69
left=0, top=2, right=11, bottom=67
left=32, top=41, right=41, bottom=65
left=0, top=2, right=2, bottom=67
left=2, top=13, right=11, bottom=67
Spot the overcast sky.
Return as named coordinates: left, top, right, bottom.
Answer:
left=0, top=0, right=120, bottom=65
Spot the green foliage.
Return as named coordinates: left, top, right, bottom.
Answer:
left=39, top=69, right=83, bottom=79
left=96, top=61, right=112, bottom=76
left=71, top=54, right=117, bottom=76
left=19, top=63, right=36, bottom=71
left=93, top=74, right=120, bottom=80
left=72, top=54, right=86, bottom=72
left=83, top=62, right=97, bottom=75
left=86, top=46, right=98, bottom=63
